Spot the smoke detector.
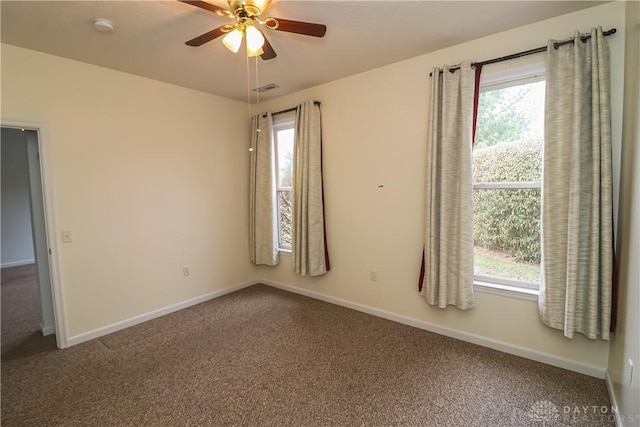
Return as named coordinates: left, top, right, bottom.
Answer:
left=93, top=18, right=115, bottom=34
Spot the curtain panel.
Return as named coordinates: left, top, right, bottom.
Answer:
left=293, top=101, right=330, bottom=276
left=420, top=61, right=475, bottom=310
left=540, top=27, right=613, bottom=339
left=249, top=113, right=279, bottom=266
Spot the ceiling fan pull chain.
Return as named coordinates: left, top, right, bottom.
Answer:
left=255, top=55, right=260, bottom=106
left=246, top=50, right=252, bottom=115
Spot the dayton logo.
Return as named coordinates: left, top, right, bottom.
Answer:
left=528, top=400, right=560, bottom=426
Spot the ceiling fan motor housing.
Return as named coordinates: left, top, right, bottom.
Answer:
left=228, top=0, right=271, bottom=17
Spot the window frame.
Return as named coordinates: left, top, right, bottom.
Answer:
left=272, top=112, right=296, bottom=252
left=473, top=68, right=545, bottom=298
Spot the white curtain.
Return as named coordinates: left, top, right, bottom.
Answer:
left=293, top=101, right=330, bottom=276
left=540, top=27, right=613, bottom=339
left=249, top=113, right=279, bottom=266
left=421, top=61, right=475, bottom=310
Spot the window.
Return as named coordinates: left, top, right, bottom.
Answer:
left=473, top=74, right=545, bottom=293
left=273, top=113, right=295, bottom=251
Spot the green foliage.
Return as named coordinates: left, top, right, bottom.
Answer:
left=474, top=85, right=534, bottom=149
left=473, top=140, right=542, bottom=264
left=279, top=151, right=293, bottom=187
left=277, top=143, right=294, bottom=248
left=278, top=191, right=293, bottom=248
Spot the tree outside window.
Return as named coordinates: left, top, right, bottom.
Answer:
left=274, top=125, right=294, bottom=250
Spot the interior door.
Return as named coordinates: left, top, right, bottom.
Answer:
left=25, top=129, right=55, bottom=335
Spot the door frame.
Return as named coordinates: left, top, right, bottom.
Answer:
left=1, top=120, right=68, bottom=348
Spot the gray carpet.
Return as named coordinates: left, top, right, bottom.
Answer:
left=1, top=267, right=613, bottom=426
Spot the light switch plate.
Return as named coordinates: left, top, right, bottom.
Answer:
left=62, top=230, right=72, bottom=243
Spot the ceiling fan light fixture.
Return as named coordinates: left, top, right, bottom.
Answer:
left=247, top=45, right=264, bottom=57
left=245, top=24, right=265, bottom=51
left=222, top=28, right=244, bottom=53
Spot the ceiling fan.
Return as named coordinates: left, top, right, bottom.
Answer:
left=180, top=0, right=327, bottom=60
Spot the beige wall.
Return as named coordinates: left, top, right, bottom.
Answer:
left=1, top=44, right=253, bottom=337
left=252, top=2, right=628, bottom=374
left=608, top=2, right=640, bottom=425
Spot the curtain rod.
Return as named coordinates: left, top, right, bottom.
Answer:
left=429, top=28, right=616, bottom=76
left=262, top=101, right=322, bottom=118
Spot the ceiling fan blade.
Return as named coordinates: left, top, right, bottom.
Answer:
left=270, top=18, right=326, bottom=37
left=179, top=0, right=228, bottom=14
left=185, top=26, right=227, bottom=46
left=260, top=32, right=277, bottom=60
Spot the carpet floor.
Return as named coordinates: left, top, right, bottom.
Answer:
left=1, top=267, right=613, bottom=426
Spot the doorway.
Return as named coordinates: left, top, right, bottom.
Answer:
left=1, top=126, right=57, bottom=352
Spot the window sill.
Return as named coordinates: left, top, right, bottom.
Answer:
left=474, top=280, right=539, bottom=302
left=278, top=248, right=292, bottom=254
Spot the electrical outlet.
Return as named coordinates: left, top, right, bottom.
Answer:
left=369, top=271, right=377, bottom=281
left=183, top=265, right=190, bottom=277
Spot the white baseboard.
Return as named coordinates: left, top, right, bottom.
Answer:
left=66, top=280, right=256, bottom=347
left=259, top=278, right=606, bottom=379
left=63, top=277, right=607, bottom=379
left=605, top=370, right=622, bottom=427
left=41, top=323, right=55, bottom=336
left=1, top=259, right=35, bottom=268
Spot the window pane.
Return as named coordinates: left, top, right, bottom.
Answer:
left=277, top=129, right=294, bottom=188
left=473, top=188, right=541, bottom=283
left=278, top=190, right=293, bottom=248
left=473, top=80, right=544, bottom=182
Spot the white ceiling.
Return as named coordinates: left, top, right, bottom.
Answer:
left=1, top=0, right=607, bottom=102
